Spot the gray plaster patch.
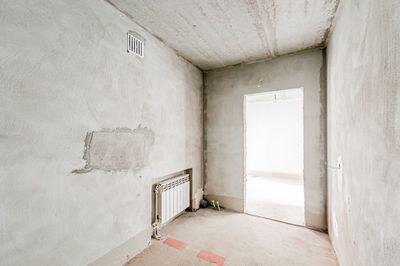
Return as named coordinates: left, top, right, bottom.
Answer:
left=73, top=126, right=154, bottom=173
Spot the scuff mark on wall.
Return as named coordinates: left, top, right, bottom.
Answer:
left=73, top=126, right=155, bottom=173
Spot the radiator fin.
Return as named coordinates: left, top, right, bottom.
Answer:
left=157, top=174, right=190, bottom=225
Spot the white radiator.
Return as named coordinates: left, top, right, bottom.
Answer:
left=155, top=174, right=190, bottom=225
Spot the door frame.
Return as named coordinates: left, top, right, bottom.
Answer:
left=243, top=88, right=305, bottom=220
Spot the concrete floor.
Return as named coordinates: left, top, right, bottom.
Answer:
left=126, top=209, right=337, bottom=266
left=246, top=175, right=305, bottom=226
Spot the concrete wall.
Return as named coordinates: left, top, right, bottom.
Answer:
left=204, top=49, right=327, bottom=230
left=327, top=0, right=400, bottom=265
left=0, top=1, right=203, bottom=265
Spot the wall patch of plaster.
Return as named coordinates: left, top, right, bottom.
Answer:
left=73, top=126, right=155, bottom=173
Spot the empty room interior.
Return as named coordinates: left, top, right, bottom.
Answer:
left=0, top=0, right=399, bottom=266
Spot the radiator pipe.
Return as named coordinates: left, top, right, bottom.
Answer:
left=152, top=184, right=162, bottom=240
left=154, top=184, right=162, bottom=224
left=211, top=200, right=216, bottom=208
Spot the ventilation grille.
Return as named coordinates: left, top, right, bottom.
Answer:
left=127, top=31, right=144, bottom=57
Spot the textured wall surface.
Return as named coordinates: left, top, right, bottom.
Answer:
left=0, top=0, right=203, bottom=265
left=108, top=0, right=338, bottom=70
left=73, top=127, right=155, bottom=173
left=204, top=49, right=327, bottom=230
left=327, top=0, right=400, bottom=265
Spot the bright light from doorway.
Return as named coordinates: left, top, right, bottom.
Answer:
left=245, top=88, right=304, bottom=226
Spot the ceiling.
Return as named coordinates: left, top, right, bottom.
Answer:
left=108, top=0, right=339, bottom=70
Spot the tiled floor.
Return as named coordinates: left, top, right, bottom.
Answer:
left=246, top=175, right=305, bottom=226
left=126, top=208, right=337, bottom=266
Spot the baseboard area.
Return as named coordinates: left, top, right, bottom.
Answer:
left=205, top=194, right=244, bottom=213
left=88, top=227, right=152, bottom=266
left=304, top=210, right=327, bottom=232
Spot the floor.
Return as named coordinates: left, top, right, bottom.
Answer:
left=126, top=208, right=337, bottom=266
left=246, top=175, right=305, bottom=226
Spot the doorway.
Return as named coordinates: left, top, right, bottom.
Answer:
left=244, top=88, right=304, bottom=226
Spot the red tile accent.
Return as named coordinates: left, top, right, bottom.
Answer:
left=163, top=238, right=187, bottom=250
left=197, top=250, right=226, bottom=266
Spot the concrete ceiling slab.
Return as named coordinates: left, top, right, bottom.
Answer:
left=107, top=0, right=339, bottom=70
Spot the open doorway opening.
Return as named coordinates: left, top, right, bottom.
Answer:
left=244, top=88, right=304, bottom=226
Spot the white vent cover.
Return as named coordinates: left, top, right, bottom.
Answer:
left=127, top=31, right=144, bottom=57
